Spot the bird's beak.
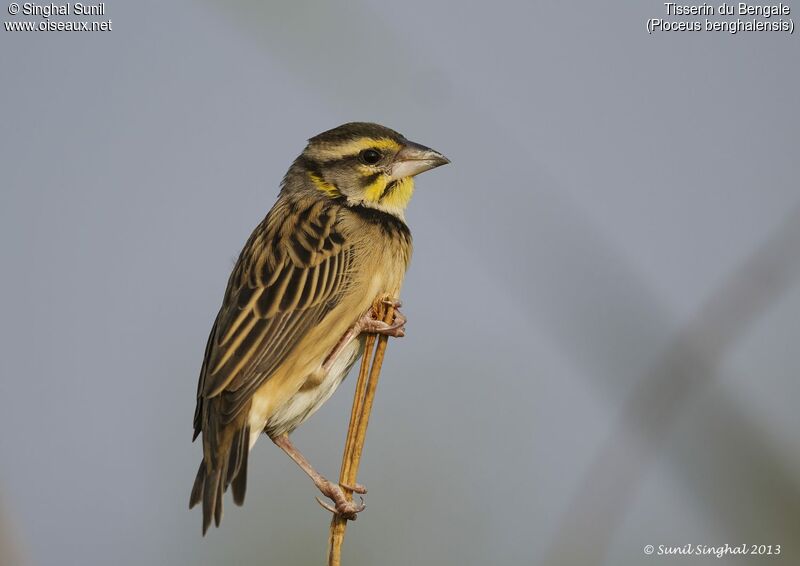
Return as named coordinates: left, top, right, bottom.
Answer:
left=389, top=141, right=450, bottom=180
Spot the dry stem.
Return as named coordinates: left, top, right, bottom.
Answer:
left=327, top=296, right=395, bottom=566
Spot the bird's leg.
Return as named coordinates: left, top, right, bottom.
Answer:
left=321, top=324, right=362, bottom=372
left=271, top=434, right=366, bottom=519
left=320, top=298, right=407, bottom=373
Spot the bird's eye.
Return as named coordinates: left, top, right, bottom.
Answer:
left=359, top=149, right=382, bottom=165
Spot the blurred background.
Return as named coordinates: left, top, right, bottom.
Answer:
left=1, top=1, right=798, bottom=565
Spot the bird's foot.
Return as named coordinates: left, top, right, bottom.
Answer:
left=340, top=481, right=368, bottom=494
left=314, top=479, right=366, bottom=519
left=357, top=299, right=406, bottom=337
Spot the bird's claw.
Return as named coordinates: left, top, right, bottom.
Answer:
left=315, top=496, right=337, bottom=514
left=315, top=495, right=366, bottom=520
left=359, top=304, right=407, bottom=337
left=315, top=480, right=366, bottom=519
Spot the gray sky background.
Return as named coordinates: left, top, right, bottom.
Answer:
left=1, top=1, right=798, bottom=565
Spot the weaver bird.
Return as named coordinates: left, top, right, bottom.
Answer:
left=190, top=122, right=449, bottom=534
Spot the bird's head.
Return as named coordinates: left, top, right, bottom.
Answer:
left=288, top=122, right=449, bottom=219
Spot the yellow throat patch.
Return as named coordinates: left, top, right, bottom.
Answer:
left=363, top=175, right=415, bottom=213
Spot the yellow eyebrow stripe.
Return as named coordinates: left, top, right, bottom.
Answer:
left=307, top=137, right=401, bottom=161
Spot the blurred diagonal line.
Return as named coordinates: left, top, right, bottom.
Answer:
left=542, top=204, right=800, bottom=565
left=668, top=385, right=800, bottom=541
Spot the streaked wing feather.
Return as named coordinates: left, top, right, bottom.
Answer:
left=193, top=318, right=219, bottom=439
left=198, top=199, right=352, bottom=425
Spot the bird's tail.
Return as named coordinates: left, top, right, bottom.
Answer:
left=189, top=422, right=250, bottom=535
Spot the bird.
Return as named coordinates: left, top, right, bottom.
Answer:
left=189, top=122, right=449, bottom=534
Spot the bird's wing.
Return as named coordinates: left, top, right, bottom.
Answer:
left=194, top=198, right=354, bottom=432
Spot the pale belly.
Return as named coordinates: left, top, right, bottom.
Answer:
left=247, top=336, right=366, bottom=445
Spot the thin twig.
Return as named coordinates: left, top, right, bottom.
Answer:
left=328, top=296, right=395, bottom=566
